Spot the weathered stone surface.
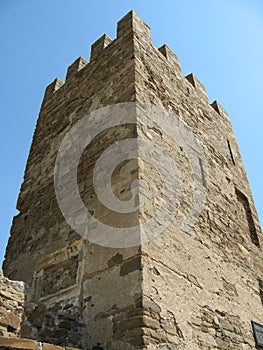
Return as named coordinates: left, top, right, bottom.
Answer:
left=107, top=253, right=123, bottom=268
left=142, top=299, right=161, bottom=314
left=0, top=270, right=24, bottom=338
left=0, top=312, right=21, bottom=330
left=0, top=336, right=81, bottom=350
left=0, top=336, right=38, bottom=349
left=41, top=255, right=78, bottom=296
left=120, top=256, right=142, bottom=276
left=42, top=343, right=65, bottom=350
left=2, top=10, right=263, bottom=350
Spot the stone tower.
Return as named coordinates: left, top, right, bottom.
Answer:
left=3, top=11, right=263, bottom=350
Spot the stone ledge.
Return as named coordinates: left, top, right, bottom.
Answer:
left=0, top=336, right=81, bottom=350
left=0, top=336, right=38, bottom=350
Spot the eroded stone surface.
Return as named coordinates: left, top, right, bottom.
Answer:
left=2, top=10, right=263, bottom=350
left=0, top=270, right=24, bottom=338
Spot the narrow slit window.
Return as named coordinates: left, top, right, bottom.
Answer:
left=227, top=140, right=235, bottom=165
left=235, top=188, right=260, bottom=247
left=258, top=279, right=263, bottom=306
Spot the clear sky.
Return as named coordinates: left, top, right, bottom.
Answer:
left=0, top=0, right=262, bottom=266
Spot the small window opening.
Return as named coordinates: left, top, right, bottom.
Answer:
left=258, top=279, right=263, bottom=306
left=235, top=188, right=260, bottom=247
left=227, top=140, right=235, bottom=165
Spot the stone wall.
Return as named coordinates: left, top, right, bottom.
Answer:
left=0, top=271, right=81, bottom=349
left=0, top=270, right=24, bottom=338
left=132, top=10, right=263, bottom=349
left=3, top=11, right=143, bottom=350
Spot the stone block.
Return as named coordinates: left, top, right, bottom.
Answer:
left=0, top=336, right=38, bottom=349
left=0, top=312, right=21, bottom=330
left=120, top=256, right=142, bottom=276
left=42, top=343, right=65, bottom=350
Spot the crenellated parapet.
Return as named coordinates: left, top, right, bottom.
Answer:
left=42, top=11, right=228, bottom=122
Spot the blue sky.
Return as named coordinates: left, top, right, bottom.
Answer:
left=0, top=0, right=262, bottom=266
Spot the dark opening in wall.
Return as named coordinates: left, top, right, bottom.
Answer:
left=227, top=140, right=235, bottom=165
left=258, top=279, right=263, bottom=306
left=7, top=325, right=16, bottom=333
left=235, top=188, right=260, bottom=247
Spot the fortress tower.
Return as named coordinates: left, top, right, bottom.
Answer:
left=2, top=11, right=263, bottom=350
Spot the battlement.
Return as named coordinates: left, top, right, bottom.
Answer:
left=42, top=11, right=229, bottom=123
left=210, top=100, right=230, bottom=119
left=117, top=10, right=151, bottom=42
left=43, top=78, right=64, bottom=103
left=66, top=56, right=88, bottom=81
left=158, top=44, right=181, bottom=72
left=185, top=73, right=208, bottom=101
left=90, top=34, right=112, bottom=61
